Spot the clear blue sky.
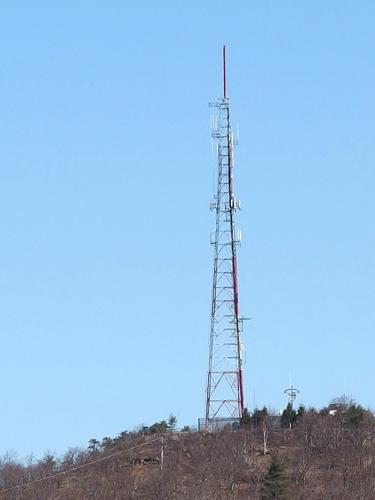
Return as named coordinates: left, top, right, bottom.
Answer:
left=1, top=1, right=374, bottom=457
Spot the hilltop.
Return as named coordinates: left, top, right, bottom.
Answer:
left=0, top=399, right=374, bottom=499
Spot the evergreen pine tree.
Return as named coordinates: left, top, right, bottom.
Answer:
left=261, top=452, right=289, bottom=499
left=281, top=403, right=297, bottom=428
left=240, top=407, right=251, bottom=426
left=297, top=404, right=305, bottom=419
left=251, top=406, right=268, bottom=427
left=167, top=414, right=177, bottom=432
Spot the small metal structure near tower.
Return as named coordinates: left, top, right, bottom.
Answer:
left=201, top=47, right=246, bottom=431
left=283, top=385, right=300, bottom=429
left=284, top=385, right=300, bottom=408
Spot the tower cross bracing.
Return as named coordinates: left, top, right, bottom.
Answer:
left=205, top=46, right=245, bottom=425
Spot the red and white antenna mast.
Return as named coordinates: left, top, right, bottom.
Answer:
left=205, top=46, right=246, bottom=428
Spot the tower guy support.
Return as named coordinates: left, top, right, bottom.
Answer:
left=204, top=46, right=245, bottom=428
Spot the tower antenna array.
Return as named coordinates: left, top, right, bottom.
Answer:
left=205, top=46, right=245, bottom=428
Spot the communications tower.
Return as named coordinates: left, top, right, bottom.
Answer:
left=205, top=46, right=245, bottom=427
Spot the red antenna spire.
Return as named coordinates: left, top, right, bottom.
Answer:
left=223, top=45, right=227, bottom=98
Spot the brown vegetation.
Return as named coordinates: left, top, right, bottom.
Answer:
left=0, top=400, right=375, bottom=499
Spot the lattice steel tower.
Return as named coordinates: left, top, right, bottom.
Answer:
left=205, top=46, right=245, bottom=424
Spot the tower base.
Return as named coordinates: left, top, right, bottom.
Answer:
left=198, top=417, right=240, bottom=432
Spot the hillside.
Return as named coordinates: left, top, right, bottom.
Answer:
left=0, top=401, right=374, bottom=499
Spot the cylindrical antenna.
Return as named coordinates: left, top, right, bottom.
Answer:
left=223, top=45, right=227, bottom=98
